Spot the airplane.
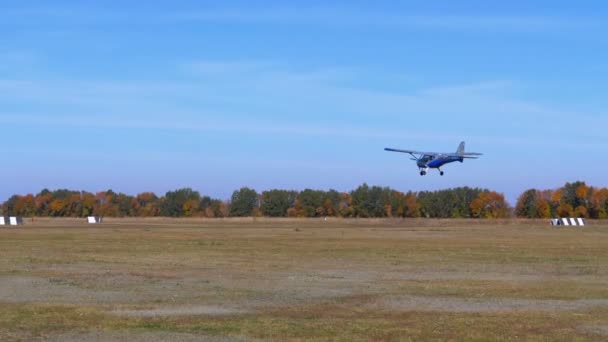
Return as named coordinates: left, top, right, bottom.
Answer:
left=384, top=141, right=482, bottom=176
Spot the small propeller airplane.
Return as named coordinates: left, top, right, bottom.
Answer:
left=384, top=141, right=482, bottom=176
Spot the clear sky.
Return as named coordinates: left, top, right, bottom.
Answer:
left=1, top=1, right=607, bottom=204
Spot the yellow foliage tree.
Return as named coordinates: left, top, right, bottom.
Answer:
left=574, top=205, right=588, bottom=218
left=182, top=199, right=200, bottom=217
left=405, top=194, right=420, bottom=218
left=14, top=194, right=36, bottom=216
left=551, top=189, right=563, bottom=205
left=536, top=198, right=551, bottom=218
left=576, top=185, right=589, bottom=200
left=48, top=199, right=67, bottom=216
left=590, top=188, right=608, bottom=219
left=323, top=199, right=336, bottom=216
left=471, top=192, right=508, bottom=218
left=557, top=203, right=574, bottom=217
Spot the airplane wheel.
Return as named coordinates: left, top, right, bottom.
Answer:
left=420, top=171, right=424, bottom=176
left=440, top=171, right=444, bottom=176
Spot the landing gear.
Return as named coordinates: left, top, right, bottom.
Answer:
left=419, top=170, right=427, bottom=176
left=440, top=171, right=444, bottom=176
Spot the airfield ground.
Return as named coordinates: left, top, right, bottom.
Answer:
left=1, top=218, right=607, bottom=341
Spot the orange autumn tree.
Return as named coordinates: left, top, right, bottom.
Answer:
left=323, top=198, right=336, bottom=216
left=13, top=194, right=36, bottom=217
left=575, top=184, right=589, bottom=203
left=590, top=188, right=608, bottom=219
left=81, top=192, right=97, bottom=217
left=550, top=189, right=563, bottom=214
left=574, top=184, right=590, bottom=217
left=470, top=191, right=509, bottom=218
left=48, top=198, right=68, bottom=216
left=133, top=192, right=160, bottom=217
left=35, top=191, right=54, bottom=216
left=182, top=199, right=200, bottom=217
left=557, top=203, right=574, bottom=217
left=404, top=192, right=421, bottom=218
left=551, top=188, right=573, bottom=217
left=338, top=193, right=354, bottom=217
left=515, top=189, right=552, bottom=218
left=535, top=196, right=551, bottom=218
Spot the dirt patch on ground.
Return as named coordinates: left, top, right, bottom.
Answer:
left=0, top=271, right=358, bottom=310
left=113, top=305, right=246, bottom=317
left=579, top=325, right=608, bottom=337
left=47, top=331, right=246, bottom=342
left=373, top=296, right=608, bottom=313
left=0, top=276, right=131, bottom=304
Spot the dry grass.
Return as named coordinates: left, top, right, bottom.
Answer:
left=1, top=218, right=607, bottom=341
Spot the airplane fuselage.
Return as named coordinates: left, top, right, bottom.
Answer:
left=416, top=155, right=463, bottom=169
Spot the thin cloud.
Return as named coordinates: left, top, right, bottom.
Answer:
left=173, top=8, right=602, bottom=33
left=2, top=5, right=602, bottom=33
left=183, top=60, right=359, bottom=85
left=185, top=60, right=277, bottom=74
left=1, top=62, right=606, bottom=148
left=0, top=113, right=448, bottom=141
left=1, top=113, right=604, bottom=150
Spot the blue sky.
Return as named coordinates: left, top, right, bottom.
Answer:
left=1, top=1, right=607, bottom=204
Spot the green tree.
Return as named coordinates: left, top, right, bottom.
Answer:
left=418, top=187, right=487, bottom=218
left=561, top=181, right=587, bottom=210
left=261, top=190, right=298, bottom=217
left=114, top=193, right=135, bottom=217
left=161, top=188, right=201, bottom=217
left=229, top=187, right=259, bottom=217
left=296, top=189, right=325, bottom=217
left=3, top=195, right=20, bottom=216
left=389, top=191, right=420, bottom=218
left=214, top=199, right=229, bottom=217
left=515, top=189, right=538, bottom=218
left=351, top=184, right=392, bottom=218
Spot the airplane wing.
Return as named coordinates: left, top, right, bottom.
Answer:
left=384, top=148, right=439, bottom=156
left=445, top=153, right=483, bottom=159
left=384, top=148, right=421, bottom=154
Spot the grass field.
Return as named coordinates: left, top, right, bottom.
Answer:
left=1, top=218, right=607, bottom=341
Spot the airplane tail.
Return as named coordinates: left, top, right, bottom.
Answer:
left=454, top=141, right=482, bottom=162
left=456, top=141, right=465, bottom=156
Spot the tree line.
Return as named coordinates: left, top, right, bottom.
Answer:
left=1, top=184, right=510, bottom=219
left=515, top=181, right=608, bottom=219
left=4, top=181, right=604, bottom=219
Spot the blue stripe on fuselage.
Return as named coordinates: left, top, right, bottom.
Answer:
left=427, top=156, right=462, bottom=168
